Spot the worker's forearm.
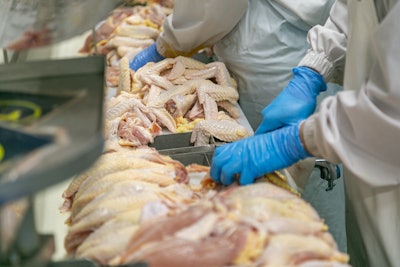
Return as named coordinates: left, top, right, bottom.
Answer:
left=157, top=0, right=248, bottom=57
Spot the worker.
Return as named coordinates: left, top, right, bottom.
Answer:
left=129, top=0, right=347, bottom=252
left=129, top=0, right=336, bottom=130
left=210, top=0, right=400, bottom=266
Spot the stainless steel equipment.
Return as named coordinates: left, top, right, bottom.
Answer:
left=0, top=1, right=147, bottom=266
left=150, top=132, right=215, bottom=155
left=0, top=56, right=107, bottom=267
left=314, top=159, right=341, bottom=191
left=0, top=56, right=106, bottom=204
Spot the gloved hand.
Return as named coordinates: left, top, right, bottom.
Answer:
left=255, top=66, right=326, bottom=135
left=129, top=43, right=165, bottom=71
left=210, top=122, right=311, bottom=185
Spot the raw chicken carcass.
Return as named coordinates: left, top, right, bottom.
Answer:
left=116, top=182, right=349, bottom=267
left=61, top=148, right=349, bottom=267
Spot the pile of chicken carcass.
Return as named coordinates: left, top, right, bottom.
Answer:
left=79, top=3, right=171, bottom=61
left=80, top=2, right=250, bottom=150
left=61, top=148, right=350, bottom=267
left=79, top=3, right=172, bottom=87
left=106, top=56, right=250, bottom=151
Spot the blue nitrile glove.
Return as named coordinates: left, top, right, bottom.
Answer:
left=255, top=66, right=326, bottom=135
left=129, top=43, right=165, bottom=71
left=210, top=122, right=311, bottom=186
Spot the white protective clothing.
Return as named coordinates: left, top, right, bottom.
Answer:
left=157, top=0, right=335, bottom=129
left=300, top=0, right=400, bottom=266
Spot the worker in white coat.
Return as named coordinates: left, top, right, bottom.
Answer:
left=211, top=0, right=400, bottom=266
left=130, top=0, right=335, bottom=130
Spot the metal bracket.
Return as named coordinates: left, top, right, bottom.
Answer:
left=2, top=49, right=20, bottom=64
left=314, top=159, right=341, bottom=191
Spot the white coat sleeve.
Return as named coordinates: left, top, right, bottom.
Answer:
left=298, top=0, right=348, bottom=82
left=302, top=2, right=400, bottom=186
left=156, top=0, right=248, bottom=57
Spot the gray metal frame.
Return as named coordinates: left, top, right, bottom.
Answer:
left=0, top=56, right=105, bottom=204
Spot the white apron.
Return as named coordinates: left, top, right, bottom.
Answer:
left=343, top=1, right=400, bottom=266
left=213, top=0, right=334, bottom=130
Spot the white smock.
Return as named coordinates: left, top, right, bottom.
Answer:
left=301, top=0, right=400, bottom=266
left=158, top=0, right=335, bottom=129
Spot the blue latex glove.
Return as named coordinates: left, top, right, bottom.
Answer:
left=255, top=66, right=326, bottom=135
left=129, top=43, right=165, bottom=71
left=210, top=122, right=311, bottom=185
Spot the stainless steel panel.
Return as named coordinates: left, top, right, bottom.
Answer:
left=0, top=56, right=105, bottom=205
left=169, top=150, right=214, bottom=166
left=149, top=132, right=215, bottom=155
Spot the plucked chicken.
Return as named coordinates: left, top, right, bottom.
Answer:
left=105, top=56, right=250, bottom=151
left=61, top=148, right=350, bottom=267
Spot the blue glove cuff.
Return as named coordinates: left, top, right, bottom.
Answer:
left=281, top=122, right=312, bottom=163
left=147, top=43, right=165, bottom=62
left=129, top=43, right=165, bottom=71
left=293, top=66, right=327, bottom=95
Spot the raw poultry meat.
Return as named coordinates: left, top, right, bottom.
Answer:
left=79, top=4, right=170, bottom=57
left=104, top=56, right=250, bottom=150
left=79, top=3, right=172, bottom=88
left=7, top=28, right=52, bottom=51
left=114, top=181, right=350, bottom=267
left=61, top=148, right=199, bottom=265
left=61, top=148, right=350, bottom=267
left=191, top=119, right=249, bottom=146
left=60, top=147, right=187, bottom=213
left=78, top=7, right=134, bottom=53
left=77, top=2, right=249, bottom=150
